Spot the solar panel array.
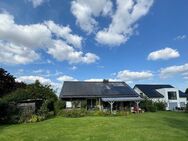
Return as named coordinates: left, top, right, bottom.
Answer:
left=60, top=81, right=139, bottom=98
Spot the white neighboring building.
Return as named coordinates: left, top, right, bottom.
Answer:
left=134, top=84, right=187, bottom=110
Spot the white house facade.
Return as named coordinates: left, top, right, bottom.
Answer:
left=134, top=85, right=187, bottom=111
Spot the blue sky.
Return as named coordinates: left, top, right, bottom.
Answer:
left=0, top=0, right=188, bottom=94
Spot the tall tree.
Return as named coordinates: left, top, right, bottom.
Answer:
left=185, top=88, right=188, bottom=94
left=185, top=88, right=188, bottom=99
left=0, top=68, right=26, bottom=97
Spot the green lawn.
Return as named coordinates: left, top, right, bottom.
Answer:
left=0, top=112, right=188, bottom=141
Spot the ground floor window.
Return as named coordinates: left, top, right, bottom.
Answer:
left=66, top=101, right=72, bottom=108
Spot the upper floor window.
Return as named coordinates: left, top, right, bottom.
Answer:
left=168, top=91, right=177, bottom=100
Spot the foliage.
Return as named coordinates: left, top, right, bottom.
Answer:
left=4, top=80, right=57, bottom=103
left=185, top=103, right=188, bottom=113
left=185, top=88, right=188, bottom=94
left=19, top=113, right=45, bottom=123
left=0, top=68, right=26, bottom=97
left=58, top=109, right=87, bottom=118
left=140, top=98, right=157, bottom=112
left=88, top=110, right=111, bottom=116
left=38, top=100, right=49, bottom=118
left=154, top=101, right=166, bottom=111
left=81, top=100, right=87, bottom=109
left=0, top=100, right=20, bottom=124
left=54, top=100, right=66, bottom=114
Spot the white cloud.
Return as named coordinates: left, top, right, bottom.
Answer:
left=116, top=70, right=153, bottom=81
left=57, top=75, right=77, bottom=82
left=0, top=41, right=39, bottom=64
left=71, top=0, right=113, bottom=33
left=174, top=35, right=187, bottom=40
left=71, top=0, right=153, bottom=45
left=17, top=75, right=52, bottom=84
left=48, top=40, right=99, bottom=64
left=70, top=66, right=77, bottom=70
left=28, top=0, right=46, bottom=8
left=45, top=21, right=83, bottom=48
left=95, top=0, right=154, bottom=46
left=147, top=48, right=180, bottom=61
left=0, top=12, right=99, bottom=65
left=0, top=12, right=52, bottom=49
left=16, top=75, right=62, bottom=94
left=160, top=63, right=188, bottom=78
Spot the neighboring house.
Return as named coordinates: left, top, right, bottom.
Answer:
left=134, top=84, right=187, bottom=110
left=59, top=80, right=142, bottom=112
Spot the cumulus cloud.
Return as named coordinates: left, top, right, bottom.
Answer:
left=28, top=0, right=46, bottom=8
left=45, top=21, right=83, bottom=48
left=147, top=48, right=180, bottom=61
left=116, top=70, right=153, bottom=81
left=48, top=40, right=99, bottom=64
left=57, top=75, right=77, bottom=82
left=71, top=0, right=153, bottom=46
left=0, top=12, right=99, bottom=65
left=0, top=12, right=51, bottom=48
left=0, top=41, right=39, bottom=64
left=96, top=0, right=153, bottom=46
left=160, top=63, right=188, bottom=78
left=71, top=0, right=113, bottom=33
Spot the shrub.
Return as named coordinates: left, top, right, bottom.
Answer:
left=185, top=104, right=188, bottom=113
left=38, top=101, right=49, bottom=118
left=88, top=110, right=111, bottom=116
left=19, top=114, right=45, bottom=123
left=81, top=100, right=87, bottom=109
left=0, top=100, right=20, bottom=124
left=154, top=101, right=166, bottom=111
left=140, top=98, right=157, bottom=112
left=58, top=109, right=87, bottom=118
left=54, top=100, right=65, bottom=114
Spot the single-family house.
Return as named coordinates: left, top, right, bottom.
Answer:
left=59, top=80, right=142, bottom=112
left=134, top=84, right=187, bottom=110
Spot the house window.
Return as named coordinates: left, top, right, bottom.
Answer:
left=168, top=91, right=177, bottom=100
left=66, top=101, right=72, bottom=108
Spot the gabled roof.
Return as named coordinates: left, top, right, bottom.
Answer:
left=134, top=84, right=187, bottom=98
left=60, top=81, right=139, bottom=98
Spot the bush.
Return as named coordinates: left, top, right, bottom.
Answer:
left=58, top=109, right=87, bottom=118
left=54, top=100, right=65, bottom=114
left=140, top=99, right=157, bottom=112
left=88, top=110, right=111, bottom=116
left=81, top=100, right=87, bottom=109
left=19, top=114, right=45, bottom=123
left=154, top=101, right=166, bottom=111
left=185, top=104, right=188, bottom=113
left=38, top=101, right=49, bottom=118
left=0, top=100, right=20, bottom=124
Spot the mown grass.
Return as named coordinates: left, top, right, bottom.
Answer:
left=0, top=112, right=188, bottom=141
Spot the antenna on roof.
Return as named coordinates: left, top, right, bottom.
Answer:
left=103, top=79, right=109, bottom=83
